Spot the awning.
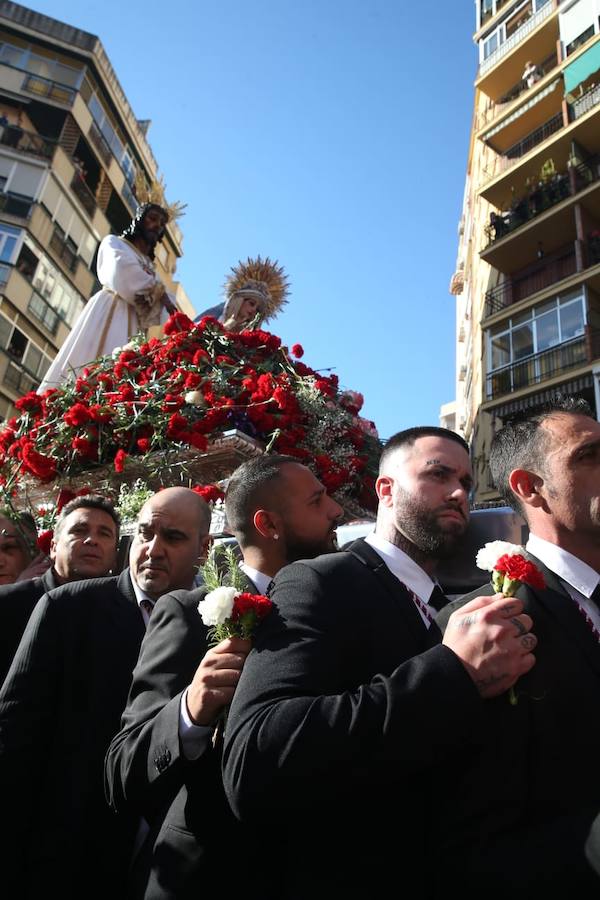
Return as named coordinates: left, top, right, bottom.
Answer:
left=564, top=40, right=600, bottom=95
left=482, top=78, right=561, bottom=142
left=490, top=373, right=593, bottom=418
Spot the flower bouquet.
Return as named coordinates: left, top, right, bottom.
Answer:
left=476, top=540, right=545, bottom=705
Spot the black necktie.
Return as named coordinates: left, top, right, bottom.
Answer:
left=428, top=585, right=448, bottom=613
left=265, top=579, right=275, bottom=596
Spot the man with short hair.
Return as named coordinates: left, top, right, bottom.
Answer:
left=0, top=493, right=119, bottom=683
left=0, top=486, right=211, bottom=900
left=105, top=455, right=343, bottom=899
left=438, top=395, right=600, bottom=895
left=221, top=427, right=537, bottom=899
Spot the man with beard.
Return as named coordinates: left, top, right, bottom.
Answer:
left=38, top=203, right=177, bottom=393
left=105, top=455, right=342, bottom=899
left=437, top=396, right=600, bottom=896
left=222, top=427, right=538, bottom=900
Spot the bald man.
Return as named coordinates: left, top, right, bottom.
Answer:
left=0, top=487, right=212, bottom=900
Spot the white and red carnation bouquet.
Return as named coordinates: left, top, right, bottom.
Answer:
left=476, top=540, right=545, bottom=705
left=198, top=585, right=272, bottom=645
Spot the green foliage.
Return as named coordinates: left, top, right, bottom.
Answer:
left=200, top=541, right=246, bottom=592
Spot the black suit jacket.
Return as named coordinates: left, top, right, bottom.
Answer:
left=0, top=568, right=145, bottom=900
left=222, top=539, right=483, bottom=899
left=436, top=553, right=600, bottom=894
left=105, top=574, right=262, bottom=900
left=0, top=566, right=59, bottom=684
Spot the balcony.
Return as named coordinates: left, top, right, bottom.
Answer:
left=49, top=227, right=78, bottom=273
left=0, top=191, right=33, bottom=219
left=21, top=73, right=75, bottom=106
left=476, top=50, right=558, bottom=130
left=570, top=81, right=600, bottom=122
left=484, top=245, right=577, bottom=317
left=70, top=172, right=97, bottom=218
left=2, top=358, right=38, bottom=395
left=28, top=290, right=60, bottom=336
left=479, top=0, right=554, bottom=77
left=88, top=121, right=112, bottom=167
left=484, top=169, right=572, bottom=247
left=0, top=262, right=10, bottom=287
left=0, top=123, right=56, bottom=160
left=486, top=328, right=600, bottom=399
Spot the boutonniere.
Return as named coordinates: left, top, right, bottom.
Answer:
left=476, top=540, right=545, bottom=706
left=198, top=585, right=272, bottom=644
left=196, top=543, right=273, bottom=744
left=197, top=542, right=272, bottom=644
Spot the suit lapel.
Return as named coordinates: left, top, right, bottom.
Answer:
left=347, top=539, right=439, bottom=647
left=525, top=553, right=600, bottom=676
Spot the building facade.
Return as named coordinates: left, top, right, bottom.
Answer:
left=0, top=1, right=193, bottom=419
left=449, top=0, right=600, bottom=500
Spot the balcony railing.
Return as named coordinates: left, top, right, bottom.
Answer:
left=486, top=330, right=598, bottom=399
left=0, top=191, right=33, bottom=219
left=479, top=1, right=554, bottom=76
left=483, top=112, right=564, bottom=182
left=484, top=170, right=571, bottom=246
left=569, top=82, right=600, bottom=122
left=0, top=123, right=56, bottom=160
left=21, top=73, right=75, bottom=106
left=70, top=172, right=96, bottom=217
left=484, top=246, right=577, bottom=317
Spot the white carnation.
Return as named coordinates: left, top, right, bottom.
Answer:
left=475, top=540, right=523, bottom=572
left=198, top=586, right=237, bottom=626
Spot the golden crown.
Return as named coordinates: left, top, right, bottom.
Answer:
left=134, top=171, right=187, bottom=221
left=224, top=256, right=290, bottom=321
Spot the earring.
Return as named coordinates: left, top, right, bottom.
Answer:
left=273, top=533, right=279, bottom=540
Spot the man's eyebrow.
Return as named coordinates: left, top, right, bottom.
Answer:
left=571, top=437, right=600, bottom=458
left=307, top=487, right=325, bottom=501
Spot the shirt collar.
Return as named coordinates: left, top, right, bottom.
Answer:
left=365, top=532, right=437, bottom=603
left=239, top=562, right=271, bottom=595
left=526, top=533, right=600, bottom=599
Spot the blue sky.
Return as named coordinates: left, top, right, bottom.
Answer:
left=23, top=1, right=478, bottom=441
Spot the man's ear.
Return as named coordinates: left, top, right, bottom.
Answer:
left=49, top=536, right=57, bottom=563
left=375, top=474, right=394, bottom=507
left=508, top=468, right=543, bottom=507
left=253, top=508, right=279, bottom=540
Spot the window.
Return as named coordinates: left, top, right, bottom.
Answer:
left=32, top=256, right=84, bottom=326
left=487, top=290, right=586, bottom=373
left=0, top=225, right=21, bottom=263
left=0, top=312, right=53, bottom=383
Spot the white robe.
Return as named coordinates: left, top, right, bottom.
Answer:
left=37, top=235, right=173, bottom=394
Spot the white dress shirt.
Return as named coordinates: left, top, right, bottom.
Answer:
left=527, top=533, right=600, bottom=634
left=130, top=576, right=155, bottom=626
left=365, top=532, right=439, bottom=627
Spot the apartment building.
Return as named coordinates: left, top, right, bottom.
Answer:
left=0, top=1, right=193, bottom=418
left=449, top=0, right=600, bottom=500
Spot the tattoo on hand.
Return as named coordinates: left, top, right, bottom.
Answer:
left=521, top=634, right=536, bottom=651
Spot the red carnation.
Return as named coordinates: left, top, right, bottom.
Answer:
left=114, top=449, right=128, bottom=473
left=494, top=553, right=546, bottom=590
left=291, top=343, right=304, bottom=358
left=37, top=529, right=53, bottom=556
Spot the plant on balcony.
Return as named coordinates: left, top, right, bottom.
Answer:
left=0, top=312, right=381, bottom=516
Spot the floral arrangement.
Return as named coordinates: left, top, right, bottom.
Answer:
left=476, top=540, right=545, bottom=705
left=0, top=313, right=381, bottom=512
left=197, top=542, right=272, bottom=644
left=476, top=541, right=546, bottom=594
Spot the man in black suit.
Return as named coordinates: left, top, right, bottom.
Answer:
left=0, top=493, right=120, bottom=683
left=0, top=486, right=211, bottom=900
left=221, top=427, right=537, bottom=900
left=437, top=396, right=600, bottom=895
left=105, top=455, right=343, bottom=899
